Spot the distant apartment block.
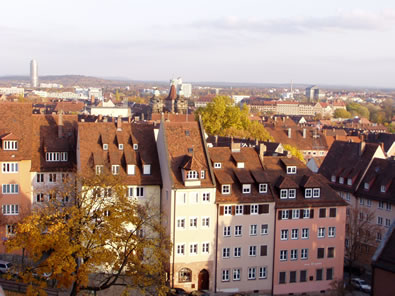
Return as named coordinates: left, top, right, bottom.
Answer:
left=0, top=87, right=24, bottom=96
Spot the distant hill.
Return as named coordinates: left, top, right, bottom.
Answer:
left=0, top=75, right=131, bottom=88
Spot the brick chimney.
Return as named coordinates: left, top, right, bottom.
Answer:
left=231, top=141, right=240, bottom=153
left=58, top=111, right=64, bottom=138
left=288, top=128, right=292, bottom=138
left=303, top=128, right=306, bottom=139
left=358, top=141, right=366, bottom=156
left=258, top=143, right=266, bottom=164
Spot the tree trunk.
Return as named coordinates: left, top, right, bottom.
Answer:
left=70, top=282, right=79, bottom=296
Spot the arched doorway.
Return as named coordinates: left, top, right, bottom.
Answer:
left=198, top=269, right=209, bottom=290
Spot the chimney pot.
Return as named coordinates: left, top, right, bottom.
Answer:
left=58, top=111, right=64, bottom=138
left=117, top=116, right=122, bottom=130
left=288, top=128, right=292, bottom=138
left=303, top=128, right=306, bottom=139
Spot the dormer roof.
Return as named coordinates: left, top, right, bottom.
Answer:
left=276, top=175, right=299, bottom=189
left=234, top=169, right=254, bottom=184
left=214, top=170, right=234, bottom=184
left=180, top=155, right=202, bottom=171
left=300, top=175, right=322, bottom=188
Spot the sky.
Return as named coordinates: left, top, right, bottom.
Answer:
left=1, top=0, right=395, bottom=88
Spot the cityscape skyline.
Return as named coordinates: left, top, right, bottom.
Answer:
left=0, top=0, right=395, bottom=88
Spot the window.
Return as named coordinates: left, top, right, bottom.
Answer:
left=379, top=201, right=384, bottom=209
left=221, top=185, right=231, bottom=194
left=377, top=216, right=383, bottom=225
left=287, top=166, right=297, bottom=174
left=186, top=170, right=198, bottom=179
left=250, top=224, right=257, bottom=236
left=36, top=193, right=44, bottom=202
left=143, top=164, right=151, bottom=175
left=36, top=173, right=44, bottom=183
left=95, top=165, right=103, bottom=175
left=386, top=219, right=391, bottom=227
left=313, top=188, right=320, bottom=198
left=288, top=189, right=296, bottom=199
left=316, top=269, right=323, bottom=281
left=248, top=267, right=256, bottom=280
left=235, top=225, right=242, bottom=236
left=290, top=249, right=298, bottom=260
left=326, top=268, right=333, bottom=280
left=331, top=175, right=336, bottom=182
left=364, top=182, right=370, bottom=190
left=200, top=170, right=205, bottom=179
left=329, top=208, right=337, bottom=217
left=317, top=248, right=325, bottom=259
left=202, top=242, right=209, bottom=253
left=377, top=232, right=382, bottom=241
left=328, top=227, right=336, bottom=237
left=223, top=226, right=231, bottom=237
left=291, top=229, right=298, bottom=240
left=249, top=246, right=257, bottom=256
left=189, top=192, right=199, bottom=204
left=2, top=162, right=18, bottom=173
left=48, top=173, right=56, bottom=183
left=46, top=152, right=59, bottom=162
left=303, top=209, right=310, bottom=218
left=235, top=205, right=243, bottom=215
left=280, top=189, right=288, bottom=199
left=214, top=162, right=221, bottom=168
left=234, top=247, right=241, bottom=257
left=118, top=143, right=123, bottom=150
left=260, top=245, right=267, bottom=256
left=302, top=228, right=309, bottom=239
left=202, top=217, right=209, bottom=227
left=111, top=165, right=120, bottom=175
left=300, top=270, right=307, bottom=282
left=339, top=177, right=344, bottom=184
left=381, top=185, right=386, bottom=193
left=281, top=210, right=289, bottom=220
left=190, top=243, right=198, bottom=255
left=280, top=250, right=287, bottom=261
left=233, top=268, right=241, bottom=281
left=305, top=188, right=312, bottom=198
left=177, top=244, right=185, bottom=255
left=222, top=247, right=230, bottom=258
left=236, top=161, right=244, bottom=168
left=261, top=224, right=268, bottom=235
left=2, top=204, right=19, bottom=215
left=290, top=271, right=297, bottom=283
left=202, top=192, right=210, bottom=202
left=292, top=209, right=300, bottom=219
left=318, top=228, right=325, bottom=238
left=176, top=218, right=185, bottom=229
left=301, top=248, right=308, bottom=260
left=360, top=198, right=365, bottom=205
left=259, top=183, right=268, bottom=193
left=2, top=184, right=19, bottom=194
left=222, top=269, right=230, bottom=282
left=103, top=144, right=108, bottom=150
left=359, top=211, right=364, bottom=220
left=281, top=229, right=289, bottom=240
left=242, top=184, right=251, bottom=194
left=259, top=267, right=267, bottom=279
left=179, top=268, right=192, bottom=282
left=319, top=208, right=326, bottom=218
left=347, top=178, right=352, bottom=185
left=224, top=205, right=232, bottom=215
left=6, top=224, right=16, bottom=236
left=367, top=199, right=372, bottom=207
left=133, top=143, right=138, bottom=150
left=136, top=187, right=144, bottom=197
left=328, top=247, right=334, bottom=258
left=250, top=204, right=258, bottom=215
left=3, top=140, right=18, bottom=150
left=386, top=203, right=392, bottom=211
left=345, top=193, right=351, bottom=201
left=279, top=272, right=286, bottom=284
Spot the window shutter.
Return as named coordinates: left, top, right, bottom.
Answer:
left=244, top=205, right=250, bottom=215
left=263, top=204, right=269, bottom=214
left=278, top=210, right=282, bottom=220
left=260, top=245, right=267, bottom=256
left=232, top=206, right=236, bottom=216
left=259, top=205, right=263, bottom=214
left=299, top=209, right=304, bottom=218
left=220, top=206, right=224, bottom=216
left=310, top=209, right=314, bottom=219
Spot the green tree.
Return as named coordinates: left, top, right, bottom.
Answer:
left=282, top=144, right=305, bottom=163
left=6, top=175, right=170, bottom=296
left=346, top=103, right=369, bottom=118
left=334, top=109, right=352, bottom=118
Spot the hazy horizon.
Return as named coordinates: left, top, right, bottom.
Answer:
left=1, top=0, right=395, bottom=88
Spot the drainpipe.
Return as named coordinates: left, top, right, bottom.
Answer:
left=172, top=189, right=177, bottom=288
left=214, top=203, right=219, bottom=293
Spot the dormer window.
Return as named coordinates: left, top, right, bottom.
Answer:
left=331, top=175, right=336, bottom=182
left=347, top=178, right=352, bottom=186
left=133, top=144, right=138, bottom=150
left=186, top=170, right=198, bottom=179
left=214, top=162, right=221, bottom=169
left=259, top=184, right=268, bottom=193
left=118, top=144, right=124, bottom=150
left=288, top=189, right=296, bottom=199
left=200, top=170, right=205, bottom=179
left=143, top=164, right=151, bottom=175
left=3, top=140, right=18, bottom=150
left=46, top=152, right=68, bottom=162
left=242, top=184, right=251, bottom=194
left=127, top=165, right=135, bottom=175
left=364, top=182, right=369, bottom=190
left=237, top=162, right=245, bottom=168
left=286, top=166, right=297, bottom=174
left=112, top=165, right=120, bottom=175
left=339, top=177, right=344, bottom=184
left=380, top=185, right=386, bottom=193
left=222, top=185, right=231, bottom=194
left=96, top=165, right=103, bottom=175
left=305, top=188, right=312, bottom=198
left=103, top=144, right=108, bottom=150
left=313, top=188, right=320, bottom=198
left=280, top=189, right=288, bottom=199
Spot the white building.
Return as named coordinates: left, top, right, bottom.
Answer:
left=30, top=59, right=38, bottom=88
left=0, top=87, right=24, bottom=96
left=171, top=77, right=192, bottom=98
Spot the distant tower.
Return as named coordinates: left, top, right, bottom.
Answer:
left=30, top=59, right=38, bottom=88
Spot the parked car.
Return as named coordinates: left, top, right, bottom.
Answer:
left=167, top=288, right=188, bottom=295
left=0, top=261, right=13, bottom=274
left=351, top=278, right=371, bottom=293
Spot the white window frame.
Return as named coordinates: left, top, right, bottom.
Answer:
left=328, top=227, right=336, bottom=237
left=364, top=182, right=370, bottom=190
left=202, top=192, right=210, bottom=202
left=380, top=185, right=386, bottom=193
left=287, top=166, right=297, bottom=174
left=259, top=267, right=267, bottom=279
left=222, top=247, right=230, bottom=258
left=136, top=186, right=144, bottom=197
left=290, top=249, right=298, bottom=260
left=190, top=217, right=197, bottom=228
left=280, top=189, right=288, bottom=199
left=177, top=218, right=186, bottom=229
left=202, top=242, right=209, bottom=254
left=339, top=177, right=344, bottom=184
left=234, top=247, right=241, bottom=257
left=36, top=173, right=44, bottom=183
left=111, top=165, right=120, bottom=175
left=222, top=269, right=230, bottom=282
left=3, top=140, right=18, bottom=150
left=250, top=204, right=258, bottom=215
left=318, top=227, right=325, bottom=238
left=250, top=224, right=257, bottom=236
left=301, top=248, right=308, bottom=260
left=291, top=229, right=298, bottom=240
left=235, top=205, right=243, bottom=215
left=281, top=229, right=288, bottom=240
left=2, top=184, right=19, bottom=194
left=292, top=209, right=300, bottom=219
left=190, top=243, right=198, bottom=255
left=118, top=143, right=123, bottom=150
left=223, top=226, right=231, bottom=237
left=2, top=162, right=18, bottom=173
left=331, top=175, right=336, bottom=182
left=233, top=268, right=241, bottom=281
left=224, top=205, right=232, bottom=215
left=127, top=164, right=135, bottom=175
left=288, top=189, right=296, bottom=199
left=48, top=173, right=57, bottom=183
left=186, top=170, right=198, bottom=179
left=176, top=244, right=185, bottom=255
left=347, top=178, right=352, bottom=185
left=281, top=210, right=289, bottom=219
left=221, top=184, right=231, bottom=194
left=305, top=188, right=312, bottom=198
left=261, top=224, right=268, bottom=235
left=200, top=170, right=205, bottom=179
left=235, top=225, right=242, bottom=237
left=242, top=184, right=251, bottom=194
left=313, top=188, right=320, bottom=198
left=302, top=228, right=309, bottom=239
left=248, top=267, right=256, bottom=280
left=96, top=165, right=103, bottom=175
left=202, top=217, right=210, bottom=227
left=2, top=204, right=19, bottom=215
left=280, top=250, right=287, bottom=261
left=103, top=144, right=108, bottom=150
left=303, top=209, right=310, bottom=218
left=259, top=183, right=268, bottom=193
left=237, top=162, right=244, bottom=168
left=214, top=162, right=221, bottom=168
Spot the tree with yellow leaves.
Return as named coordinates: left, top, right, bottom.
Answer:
left=6, top=175, right=171, bottom=296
